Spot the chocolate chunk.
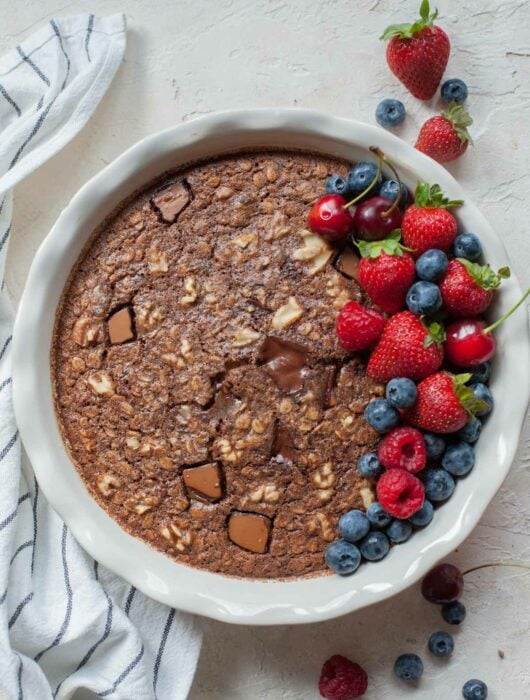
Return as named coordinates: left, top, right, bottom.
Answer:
left=107, top=307, right=135, bottom=345
left=150, top=179, right=193, bottom=224
left=335, top=246, right=360, bottom=280
left=258, top=337, right=309, bottom=393
left=272, top=423, right=296, bottom=463
left=228, top=511, right=272, bottom=553
left=183, top=463, right=223, bottom=502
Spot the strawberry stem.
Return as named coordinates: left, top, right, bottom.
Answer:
left=343, top=149, right=383, bottom=209
left=483, top=286, right=530, bottom=334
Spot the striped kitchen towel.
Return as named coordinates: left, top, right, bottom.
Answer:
left=0, top=14, right=201, bottom=700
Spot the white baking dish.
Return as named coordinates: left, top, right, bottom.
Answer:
left=12, top=109, right=530, bottom=624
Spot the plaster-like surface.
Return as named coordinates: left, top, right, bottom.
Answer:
left=1, top=0, right=529, bottom=698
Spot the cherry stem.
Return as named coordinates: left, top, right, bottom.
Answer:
left=342, top=148, right=383, bottom=209
left=463, top=561, right=530, bottom=576
left=370, top=146, right=403, bottom=218
left=483, top=286, right=530, bottom=334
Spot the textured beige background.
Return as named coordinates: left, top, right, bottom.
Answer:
left=2, top=1, right=530, bottom=698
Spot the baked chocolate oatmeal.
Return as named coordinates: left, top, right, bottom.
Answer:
left=52, top=151, right=384, bottom=579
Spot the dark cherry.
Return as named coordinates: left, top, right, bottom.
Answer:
left=422, top=563, right=464, bottom=604
left=307, top=194, right=354, bottom=242
left=445, top=319, right=496, bottom=367
left=353, top=195, right=403, bottom=241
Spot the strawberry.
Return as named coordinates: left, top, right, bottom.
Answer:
left=401, top=183, right=462, bottom=257
left=381, top=0, right=450, bottom=100
left=439, top=259, right=510, bottom=317
left=402, top=371, right=488, bottom=433
left=357, top=231, right=416, bottom=313
left=415, top=103, right=473, bottom=163
left=367, top=311, right=445, bottom=382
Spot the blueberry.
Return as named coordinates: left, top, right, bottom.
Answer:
left=442, top=442, right=475, bottom=477
left=357, top=452, right=382, bottom=478
left=386, top=377, right=417, bottom=408
left=366, top=502, right=392, bottom=529
left=428, top=630, right=454, bottom=657
left=339, top=509, right=370, bottom=543
left=325, top=175, right=351, bottom=198
left=359, top=531, right=390, bottom=561
left=457, top=417, right=482, bottom=444
left=375, top=98, right=406, bottom=128
left=348, top=161, right=382, bottom=196
left=453, top=233, right=483, bottom=261
left=406, top=281, right=442, bottom=315
left=423, top=432, right=446, bottom=460
left=386, top=519, right=413, bottom=544
left=415, top=249, right=449, bottom=282
left=325, top=539, right=362, bottom=576
left=442, top=600, right=466, bottom=625
left=423, top=468, right=456, bottom=502
left=379, top=179, right=409, bottom=204
left=409, top=500, right=434, bottom=527
left=472, top=383, right=493, bottom=417
left=463, top=679, right=488, bottom=700
left=394, top=653, right=424, bottom=682
left=441, top=78, right=468, bottom=104
left=364, top=399, right=400, bottom=433
left=470, top=362, right=491, bottom=385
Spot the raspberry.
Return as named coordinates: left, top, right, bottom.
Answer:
left=378, top=427, right=427, bottom=473
left=319, top=655, right=368, bottom=699
left=376, top=469, right=425, bottom=519
left=336, top=301, right=385, bottom=352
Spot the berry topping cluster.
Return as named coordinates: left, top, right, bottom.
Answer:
left=306, top=148, right=529, bottom=579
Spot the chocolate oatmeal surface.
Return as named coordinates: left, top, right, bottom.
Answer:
left=53, top=151, right=383, bottom=579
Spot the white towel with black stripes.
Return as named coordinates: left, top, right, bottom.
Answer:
left=0, top=13, right=202, bottom=700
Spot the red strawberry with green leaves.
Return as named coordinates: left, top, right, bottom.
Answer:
left=439, top=259, right=510, bottom=317
left=357, top=231, right=416, bottom=314
left=415, top=103, right=473, bottom=163
left=402, top=371, right=488, bottom=433
left=381, top=0, right=450, bottom=100
left=367, top=311, right=445, bottom=382
left=401, top=183, right=462, bottom=257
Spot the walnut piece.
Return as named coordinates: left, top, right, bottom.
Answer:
left=360, top=487, right=375, bottom=509
left=87, top=372, right=115, bottom=397
left=160, top=523, right=193, bottom=551
left=292, top=229, right=333, bottom=275
left=233, top=231, right=258, bottom=249
left=136, top=302, right=163, bottom=330
left=313, top=462, right=336, bottom=489
left=72, top=317, right=102, bottom=347
left=271, top=297, right=304, bottom=330
left=309, top=512, right=334, bottom=541
left=248, top=483, right=279, bottom=504
left=97, top=473, right=121, bottom=496
left=269, top=210, right=291, bottom=239
left=147, top=248, right=169, bottom=274
left=180, top=276, right=198, bottom=306
left=214, top=438, right=241, bottom=464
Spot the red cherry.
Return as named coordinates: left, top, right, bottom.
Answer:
left=353, top=196, right=403, bottom=241
left=307, top=194, right=354, bottom=242
left=422, top=563, right=463, bottom=604
left=445, top=319, right=496, bottom=367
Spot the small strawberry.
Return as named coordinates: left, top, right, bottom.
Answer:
left=415, top=103, right=473, bottom=163
left=357, top=231, right=416, bottom=314
left=381, top=0, right=450, bottom=100
left=439, top=259, right=510, bottom=317
left=401, top=183, right=462, bottom=257
left=402, top=371, right=488, bottom=433
left=336, top=301, right=385, bottom=351
left=367, top=311, right=445, bottom=382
